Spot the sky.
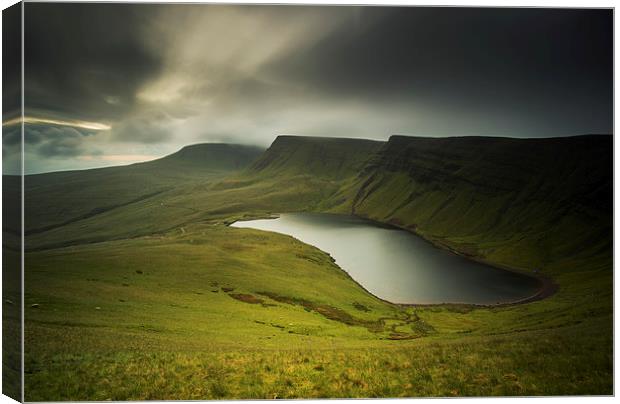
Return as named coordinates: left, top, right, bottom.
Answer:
left=2, top=4, right=613, bottom=174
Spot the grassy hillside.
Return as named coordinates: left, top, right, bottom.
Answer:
left=24, top=143, right=263, bottom=243
left=330, top=135, right=612, bottom=273
left=21, top=134, right=613, bottom=399
left=24, top=224, right=611, bottom=400
left=24, top=137, right=382, bottom=251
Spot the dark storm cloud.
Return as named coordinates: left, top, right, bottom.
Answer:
left=24, top=3, right=163, bottom=122
left=3, top=124, right=98, bottom=174
left=17, top=4, right=613, bottom=173
left=272, top=8, right=612, bottom=94
left=109, top=110, right=174, bottom=144
left=24, top=124, right=97, bottom=157
left=266, top=7, right=612, bottom=135
left=2, top=124, right=21, bottom=175
left=3, top=125, right=20, bottom=147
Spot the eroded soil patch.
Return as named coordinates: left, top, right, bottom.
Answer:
left=227, top=292, right=277, bottom=308
left=230, top=294, right=264, bottom=304
left=256, top=291, right=433, bottom=338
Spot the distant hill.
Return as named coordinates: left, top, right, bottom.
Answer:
left=152, top=143, right=264, bottom=172
left=24, top=143, right=264, bottom=237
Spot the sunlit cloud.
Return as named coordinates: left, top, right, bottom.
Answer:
left=3, top=116, right=111, bottom=131
left=136, top=75, right=192, bottom=104
left=104, top=95, right=121, bottom=105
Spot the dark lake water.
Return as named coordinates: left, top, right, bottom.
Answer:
left=231, top=213, right=541, bottom=305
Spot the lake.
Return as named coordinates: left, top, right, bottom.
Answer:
left=231, top=213, right=542, bottom=305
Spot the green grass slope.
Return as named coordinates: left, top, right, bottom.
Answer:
left=25, top=224, right=611, bottom=399
left=24, top=230, right=613, bottom=399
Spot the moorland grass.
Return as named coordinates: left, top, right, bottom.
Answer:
left=23, top=224, right=612, bottom=399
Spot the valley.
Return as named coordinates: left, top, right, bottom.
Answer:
left=13, top=134, right=613, bottom=399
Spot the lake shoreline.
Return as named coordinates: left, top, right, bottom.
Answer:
left=229, top=211, right=557, bottom=308
left=350, top=212, right=558, bottom=308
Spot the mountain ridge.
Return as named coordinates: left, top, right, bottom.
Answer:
left=154, top=142, right=264, bottom=172
left=21, top=133, right=613, bottom=273
left=23, top=142, right=264, bottom=237
left=249, top=135, right=385, bottom=179
left=337, top=134, right=612, bottom=271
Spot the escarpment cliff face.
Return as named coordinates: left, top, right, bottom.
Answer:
left=359, top=135, right=611, bottom=197
left=342, top=135, right=612, bottom=271
left=250, top=135, right=385, bottom=180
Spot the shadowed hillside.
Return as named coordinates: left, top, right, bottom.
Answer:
left=250, top=135, right=384, bottom=179
left=329, top=135, right=612, bottom=272
left=154, top=143, right=264, bottom=172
